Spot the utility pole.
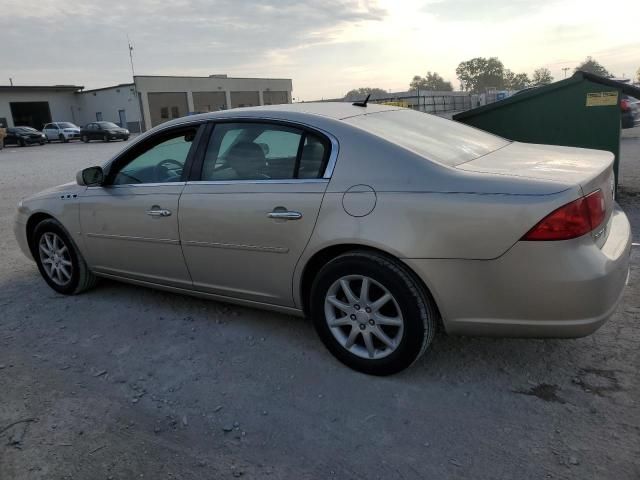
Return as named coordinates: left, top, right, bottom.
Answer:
left=9, top=78, right=13, bottom=86
left=562, top=67, right=570, bottom=78
left=127, top=35, right=145, bottom=133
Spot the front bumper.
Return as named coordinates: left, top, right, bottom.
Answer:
left=404, top=206, right=632, bottom=338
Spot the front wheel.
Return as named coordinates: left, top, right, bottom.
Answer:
left=310, top=251, right=437, bottom=375
left=103, top=134, right=109, bottom=142
left=81, top=134, right=89, bottom=143
left=18, top=139, right=25, bottom=147
left=32, top=219, right=97, bottom=295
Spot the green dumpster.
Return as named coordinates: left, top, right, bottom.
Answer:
left=453, top=71, right=640, bottom=188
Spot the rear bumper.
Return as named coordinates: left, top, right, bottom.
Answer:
left=404, top=206, right=632, bottom=338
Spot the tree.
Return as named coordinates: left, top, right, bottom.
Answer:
left=504, top=70, right=530, bottom=90
left=409, top=71, right=453, bottom=91
left=636, top=67, right=640, bottom=83
left=456, top=57, right=506, bottom=93
left=532, top=68, right=554, bottom=86
left=343, top=87, right=388, bottom=101
left=575, top=57, right=611, bottom=77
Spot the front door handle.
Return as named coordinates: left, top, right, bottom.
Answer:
left=146, top=207, right=172, bottom=217
left=268, top=209, right=302, bottom=220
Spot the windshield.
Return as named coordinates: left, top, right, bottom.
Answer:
left=98, top=122, right=120, bottom=129
left=17, top=127, right=38, bottom=133
left=58, top=122, right=77, bottom=129
left=345, top=109, right=509, bottom=166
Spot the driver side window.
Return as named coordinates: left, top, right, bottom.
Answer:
left=112, top=128, right=198, bottom=185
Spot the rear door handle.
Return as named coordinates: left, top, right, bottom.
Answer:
left=268, top=210, right=302, bottom=220
left=146, top=207, right=172, bottom=217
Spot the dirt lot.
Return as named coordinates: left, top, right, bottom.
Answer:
left=0, top=134, right=639, bottom=480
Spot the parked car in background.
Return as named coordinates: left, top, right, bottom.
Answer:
left=13, top=103, right=632, bottom=375
left=43, top=122, right=81, bottom=143
left=80, top=122, right=130, bottom=142
left=621, top=95, right=639, bottom=129
left=4, top=127, right=46, bottom=147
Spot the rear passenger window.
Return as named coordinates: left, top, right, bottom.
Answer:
left=201, top=123, right=327, bottom=181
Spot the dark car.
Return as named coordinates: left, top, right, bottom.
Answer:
left=81, top=122, right=130, bottom=142
left=621, top=95, right=639, bottom=129
left=5, top=127, right=46, bottom=146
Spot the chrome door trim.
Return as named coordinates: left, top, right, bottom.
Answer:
left=86, top=233, right=180, bottom=245
left=183, top=240, right=289, bottom=253
left=87, top=182, right=186, bottom=190
left=185, top=178, right=328, bottom=186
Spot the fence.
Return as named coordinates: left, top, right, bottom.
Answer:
left=370, top=93, right=476, bottom=115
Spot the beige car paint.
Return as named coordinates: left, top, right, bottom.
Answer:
left=179, top=180, right=328, bottom=305
left=14, top=103, right=632, bottom=338
left=78, top=183, right=192, bottom=288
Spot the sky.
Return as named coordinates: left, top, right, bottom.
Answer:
left=1, top=0, right=638, bottom=100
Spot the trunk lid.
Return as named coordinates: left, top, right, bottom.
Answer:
left=457, top=141, right=616, bottom=244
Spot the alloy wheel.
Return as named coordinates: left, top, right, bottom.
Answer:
left=324, top=275, right=404, bottom=360
left=38, top=232, right=73, bottom=286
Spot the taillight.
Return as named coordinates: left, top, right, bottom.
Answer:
left=522, top=190, right=606, bottom=241
left=621, top=99, right=630, bottom=111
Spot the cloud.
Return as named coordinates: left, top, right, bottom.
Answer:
left=421, top=0, right=560, bottom=21
left=0, top=0, right=387, bottom=88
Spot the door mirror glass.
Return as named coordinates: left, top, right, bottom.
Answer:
left=77, top=166, right=104, bottom=186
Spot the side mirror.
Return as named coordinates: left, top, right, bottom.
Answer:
left=77, top=166, right=104, bottom=186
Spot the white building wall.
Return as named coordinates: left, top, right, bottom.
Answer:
left=77, top=85, right=142, bottom=132
left=0, top=90, right=80, bottom=128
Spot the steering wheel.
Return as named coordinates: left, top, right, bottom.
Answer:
left=154, top=159, right=183, bottom=182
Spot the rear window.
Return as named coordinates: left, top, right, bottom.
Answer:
left=345, top=109, right=509, bottom=166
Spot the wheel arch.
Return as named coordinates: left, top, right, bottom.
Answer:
left=26, top=212, right=56, bottom=253
left=298, top=243, right=442, bottom=325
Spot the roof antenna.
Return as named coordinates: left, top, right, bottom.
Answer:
left=353, top=94, right=371, bottom=107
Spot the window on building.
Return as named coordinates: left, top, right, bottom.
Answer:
left=96, top=112, right=103, bottom=121
left=171, top=106, right=180, bottom=119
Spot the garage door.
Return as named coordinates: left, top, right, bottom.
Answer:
left=263, top=91, right=289, bottom=105
left=147, top=92, right=189, bottom=127
left=193, top=91, right=227, bottom=112
left=230, top=91, right=260, bottom=108
left=10, top=102, right=52, bottom=129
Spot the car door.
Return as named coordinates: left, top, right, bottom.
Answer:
left=78, top=123, right=204, bottom=288
left=43, top=124, right=54, bottom=140
left=179, top=120, right=334, bottom=307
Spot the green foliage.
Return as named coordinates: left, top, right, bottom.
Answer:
left=532, top=68, right=554, bottom=86
left=343, top=87, right=388, bottom=101
left=456, top=57, right=506, bottom=92
left=409, top=72, right=453, bottom=91
left=575, top=57, right=611, bottom=77
left=504, top=70, right=530, bottom=90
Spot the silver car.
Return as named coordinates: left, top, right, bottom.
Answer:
left=14, top=103, right=631, bottom=375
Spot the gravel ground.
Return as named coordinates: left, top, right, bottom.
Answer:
left=0, top=135, right=639, bottom=480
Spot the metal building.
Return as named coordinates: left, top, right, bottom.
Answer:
left=0, top=75, right=293, bottom=132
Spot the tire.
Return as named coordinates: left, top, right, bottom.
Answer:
left=32, top=219, right=97, bottom=295
left=123, top=136, right=129, bottom=141
left=18, top=139, right=25, bottom=147
left=81, top=134, right=89, bottom=143
left=103, top=134, right=109, bottom=142
left=59, top=134, right=68, bottom=143
left=310, top=250, right=437, bottom=375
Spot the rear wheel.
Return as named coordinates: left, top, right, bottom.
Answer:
left=32, top=219, right=97, bottom=295
left=310, top=251, right=437, bottom=375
